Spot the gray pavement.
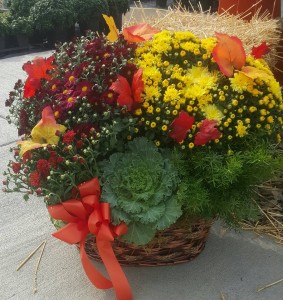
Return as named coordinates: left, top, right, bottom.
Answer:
left=1, top=49, right=283, bottom=300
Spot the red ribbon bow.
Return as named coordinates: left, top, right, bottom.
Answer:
left=48, top=177, right=132, bottom=300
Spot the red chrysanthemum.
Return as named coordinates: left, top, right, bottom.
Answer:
left=19, top=109, right=29, bottom=136
left=76, top=140, right=83, bottom=149
left=62, top=130, right=76, bottom=144
left=11, top=162, right=21, bottom=174
left=194, top=119, right=221, bottom=146
left=36, top=159, right=50, bottom=178
left=22, top=151, right=32, bottom=164
left=48, top=151, right=59, bottom=168
left=75, top=80, right=92, bottom=97
left=169, top=111, right=195, bottom=143
left=29, top=171, right=41, bottom=188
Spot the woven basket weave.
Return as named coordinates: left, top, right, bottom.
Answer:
left=84, top=218, right=213, bottom=266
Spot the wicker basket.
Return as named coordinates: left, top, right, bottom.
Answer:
left=84, top=218, right=213, bottom=266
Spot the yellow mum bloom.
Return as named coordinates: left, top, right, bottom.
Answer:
left=235, top=121, right=248, bottom=137
left=230, top=72, right=254, bottom=93
left=203, top=104, right=224, bottom=121
left=164, top=86, right=180, bottom=103
left=144, top=86, right=161, bottom=101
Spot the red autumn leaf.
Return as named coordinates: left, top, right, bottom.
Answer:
left=251, top=42, right=270, bottom=59
left=110, top=69, right=144, bottom=111
left=123, top=23, right=160, bottom=43
left=194, top=119, right=221, bottom=146
left=131, top=69, right=144, bottom=103
left=212, top=32, right=246, bottom=77
left=169, top=111, right=195, bottom=143
left=23, top=56, right=55, bottom=98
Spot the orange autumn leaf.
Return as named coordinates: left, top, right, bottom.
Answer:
left=102, top=14, right=119, bottom=42
left=110, top=69, right=144, bottom=111
left=212, top=32, right=246, bottom=77
left=23, top=56, right=55, bottom=98
left=123, top=23, right=160, bottom=43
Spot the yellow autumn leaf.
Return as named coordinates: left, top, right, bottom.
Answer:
left=102, top=14, right=119, bottom=42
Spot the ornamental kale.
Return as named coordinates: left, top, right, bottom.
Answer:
left=100, top=137, right=182, bottom=245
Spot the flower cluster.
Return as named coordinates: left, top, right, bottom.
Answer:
left=3, top=19, right=283, bottom=245
left=133, top=30, right=282, bottom=150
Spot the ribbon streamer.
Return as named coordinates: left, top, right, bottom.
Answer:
left=48, top=177, right=132, bottom=300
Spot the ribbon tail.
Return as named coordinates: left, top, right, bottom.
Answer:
left=80, top=239, right=113, bottom=289
left=97, top=239, right=133, bottom=300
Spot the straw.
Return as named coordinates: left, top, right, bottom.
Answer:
left=257, top=277, right=283, bottom=292
left=33, top=240, right=47, bottom=294
left=16, top=241, right=46, bottom=271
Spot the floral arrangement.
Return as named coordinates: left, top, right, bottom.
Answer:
left=3, top=15, right=283, bottom=299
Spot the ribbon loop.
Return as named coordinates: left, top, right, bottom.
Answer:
left=50, top=177, right=132, bottom=300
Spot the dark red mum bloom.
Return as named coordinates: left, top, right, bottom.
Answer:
left=22, top=151, right=32, bottom=164
left=194, top=119, right=221, bottom=146
left=48, top=151, right=59, bottom=168
left=37, top=159, right=50, bottom=178
left=62, top=130, right=76, bottom=144
left=169, top=111, right=195, bottom=143
left=76, top=140, right=83, bottom=149
left=75, top=80, right=92, bottom=97
left=29, top=171, right=41, bottom=188
left=12, top=162, right=21, bottom=174
left=19, top=109, right=29, bottom=136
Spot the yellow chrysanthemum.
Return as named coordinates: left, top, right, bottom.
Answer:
left=203, top=104, right=224, bottom=121
left=230, top=72, right=254, bottom=93
left=163, top=86, right=180, bottom=103
left=235, top=121, right=248, bottom=137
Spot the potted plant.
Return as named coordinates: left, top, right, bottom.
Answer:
left=0, top=10, right=31, bottom=51
left=74, top=0, right=109, bottom=35
left=107, top=0, right=130, bottom=30
left=29, top=0, right=76, bottom=45
left=3, top=18, right=283, bottom=299
left=74, top=0, right=130, bottom=35
left=6, top=0, right=37, bottom=17
left=0, top=11, right=9, bottom=49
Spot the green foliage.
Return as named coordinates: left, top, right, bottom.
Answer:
left=30, top=0, right=76, bottom=32
left=100, top=137, right=182, bottom=245
left=0, top=11, right=10, bottom=34
left=174, top=142, right=282, bottom=224
left=74, top=0, right=109, bottom=22
left=7, top=0, right=37, bottom=17
left=9, top=16, right=33, bottom=36
left=107, top=0, right=130, bottom=15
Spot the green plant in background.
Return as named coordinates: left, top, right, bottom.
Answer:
left=107, top=0, right=130, bottom=15
left=100, top=137, right=182, bottom=245
left=0, top=11, right=10, bottom=35
left=6, top=0, right=37, bottom=17
left=30, top=0, right=76, bottom=33
left=74, top=0, right=130, bottom=33
left=74, top=0, right=109, bottom=34
left=4, top=0, right=36, bottom=36
left=74, top=0, right=109, bottom=24
left=9, top=16, right=33, bottom=36
left=107, top=0, right=130, bottom=29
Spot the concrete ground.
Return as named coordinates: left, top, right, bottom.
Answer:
left=0, top=49, right=283, bottom=300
